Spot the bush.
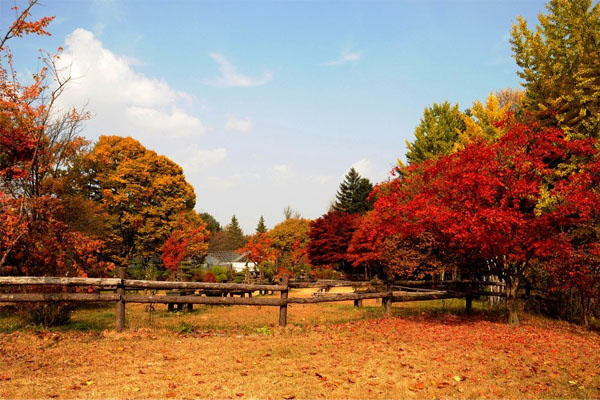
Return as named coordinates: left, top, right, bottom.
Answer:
left=202, top=271, right=217, bottom=283
left=25, top=303, right=73, bottom=327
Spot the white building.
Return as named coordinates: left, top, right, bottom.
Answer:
left=204, top=250, right=256, bottom=273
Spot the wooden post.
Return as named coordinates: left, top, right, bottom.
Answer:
left=116, top=267, right=126, bottom=332
left=385, top=295, right=392, bottom=315
left=353, top=299, right=363, bottom=307
left=465, top=295, right=473, bottom=313
left=279, top=276, right=289, bottom=327
left=465, top=281, right=473, bottom=313
left=383, top=283, right=392, bottom=316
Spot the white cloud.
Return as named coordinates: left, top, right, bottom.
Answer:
left=198, top=172, right=260, bottom=190
left=351, top=158, right=372, bottom=177
left=127, top=106, right=205, bottom=137
left=323, top=49, right=362, bottom=66
left=54, top=28, right=204, bottom=139
left=312, top=175, right=334, bottom=185
left=180, top=147, right=227, bottom=173
left=204, top=53, right=272, bottom=87
left=348, top=158, right=391, bottom=183
left=225, top=116, right=253, bottom=133
left=269, top=164, right=293, bottom=179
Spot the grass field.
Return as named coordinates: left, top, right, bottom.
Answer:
left=0, top=288, right=599, bottom=399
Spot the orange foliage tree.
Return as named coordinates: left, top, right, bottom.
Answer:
left=78, top=135, right=197, bottom=267
left=161, top=212, right=209, bottom=274
left=0, top=0, right=112, bottom=278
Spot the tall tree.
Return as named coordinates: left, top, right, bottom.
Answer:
left=0, top=1, right=111, bottom=279
left=199, top=212, right=221, bottom=234
left=238, top=232, right=276, bottom=268
left=308, top=211, right=359, bottom=271
left=161, top=211, right=209, bottom=273
left=373, top=121, right=600, bottom=325
left=453, top=92, right=516, bottom=151
left=268, top=218, right=311, bottom=273
left=405, top=101, right=466, bottom=164
left=511, top=0, right=600, bottom=138
left=332, top=168, right=374, bottom=214
left=256, top=215, right=267, bottom=234
left=79, top=135, right=196, bottom=266
left=283, top=206, right=301, bottom=220
left=221, top=215, right=246, bottom=250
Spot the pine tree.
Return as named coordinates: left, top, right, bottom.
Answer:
left=256, top=216, right=267, bottom=234
left=332, top=168, right=374, bottom=214
left=222, top=215, right=246, bottom=250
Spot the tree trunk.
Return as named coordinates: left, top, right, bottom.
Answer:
left=506, top=277, right=520, bottom=326
left=581, top=294, right=589, bottom=326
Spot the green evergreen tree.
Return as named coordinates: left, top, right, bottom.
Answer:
left=405, top=101, right=466, bottom=164
left=511, top=0, right=600, bottom=139
left=199, top=212, right=221, bottom=234
left=332, top=168, right=374, bottom=214
left=222, top=215, right=246, bottom=249
left=256, top=215, right=268, bottom=234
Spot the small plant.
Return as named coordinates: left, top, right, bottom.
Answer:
left=176, top=321, right=196, bottom=334
left=255, top=326, right=273, bottom=335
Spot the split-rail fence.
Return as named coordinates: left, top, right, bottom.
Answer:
left=0, top=268, right=506, bottom=331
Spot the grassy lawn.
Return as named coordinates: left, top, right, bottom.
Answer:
left=0, top=288, right=599, bottom=399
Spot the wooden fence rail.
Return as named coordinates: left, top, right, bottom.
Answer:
left=0, top=269, right=507, bottom=331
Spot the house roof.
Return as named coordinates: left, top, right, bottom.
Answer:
left=206, top=250, right=248, bottom=264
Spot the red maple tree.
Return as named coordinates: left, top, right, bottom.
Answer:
left=308, top=211, right=359, bottom=270
left=372, top=121, right=600, bottom=324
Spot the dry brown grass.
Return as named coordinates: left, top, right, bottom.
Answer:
left=0, top=289, right=599, bottom=399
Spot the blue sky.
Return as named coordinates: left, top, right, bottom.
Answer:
left=1, top=0, right=548, bottom=233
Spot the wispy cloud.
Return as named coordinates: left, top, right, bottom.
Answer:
left=322, top=49, right=362, bottom=66
left=225, top=116, right=253, bottom=133
left=180, top=146, right=227, bottom=173
left=204, top=53, right=272, bottom=87
left=269, top=164, right=293, bottom=180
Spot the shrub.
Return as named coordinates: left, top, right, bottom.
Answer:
left=24, top=303, right=73, bottom=327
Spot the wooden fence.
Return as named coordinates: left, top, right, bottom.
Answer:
left=0, top=268, right=505, bottom=331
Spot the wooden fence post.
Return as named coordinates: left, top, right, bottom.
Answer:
left=382, top=290, right=393, bottom=316
left=116, top=267, right=126, bottom=332
left=382, top=283, right=392, bottom=316
left=353, top=299, right=362, bottom=307
left=465, top=295, right=473, bottom=313
left=279, top=275, right=289, bottom=327
left=465, top=281, right=473, bottom=313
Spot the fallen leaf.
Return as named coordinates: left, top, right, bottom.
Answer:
left=436, top=382, right=450, bottom=389
left=453, top=376, right=463, bottom=382
left=166, top=392, right=176, bottom=398
left=415, top=382, right=425, bottom=390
